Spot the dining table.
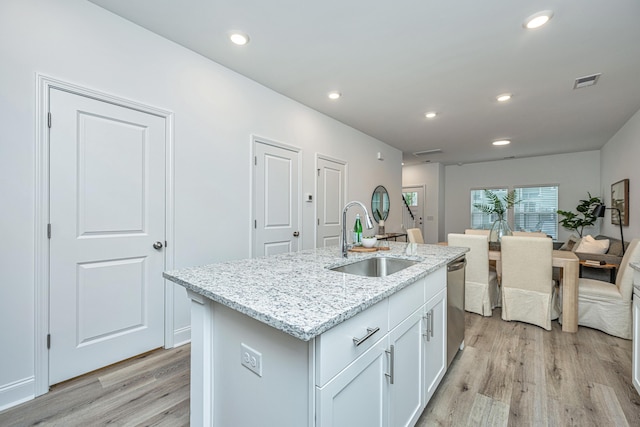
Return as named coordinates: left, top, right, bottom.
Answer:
left=489, top=249, right=579, bottom=333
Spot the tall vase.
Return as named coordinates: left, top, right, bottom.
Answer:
left=489, top=216, right=512, bottom=244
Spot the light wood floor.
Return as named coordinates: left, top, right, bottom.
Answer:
left=0, top=344, right=190, bottom=427
left=418, top=309, right=640, bottom=426
left=1, top=310, right=639, bottom=426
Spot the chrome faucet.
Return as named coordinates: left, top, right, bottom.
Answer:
left=341, top=201, right=374, bottom=258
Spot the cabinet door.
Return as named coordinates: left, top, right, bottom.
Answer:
left=423, top=288, right=447, bottom=403
left=633, top=294, right=640, bottom=395
left=388, top=307, right=425, bottom=427
left=316, top=337, right=389, bottom=427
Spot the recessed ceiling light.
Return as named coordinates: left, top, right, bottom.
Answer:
left=496, top=93, right=512, bottom=102
left=328, top=91, right=341, bottom=100
left=425, top=112, right=437, bottom=119
left=229, top=32, right=250, bottom=45
left=492, top=140, right=511, bottom=146
left=523, top=10, right=553, bottom=29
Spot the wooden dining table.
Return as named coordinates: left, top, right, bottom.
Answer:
left=489, top=249, right=579, bottom=333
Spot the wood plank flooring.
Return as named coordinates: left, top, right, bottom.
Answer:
left=1, top=310, right=639, bottom=426
left=0, top=345, right=190, bottom=427
left=417, top=309, right=640, bottom=426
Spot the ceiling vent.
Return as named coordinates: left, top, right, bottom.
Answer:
left=573, top=73, right=601, bottom=89
left=413, top=148, right=442, bottom=156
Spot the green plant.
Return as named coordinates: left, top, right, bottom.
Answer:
left=473, top=189, right=520, bottom=219
left=556, top=193, right=602, bottom=237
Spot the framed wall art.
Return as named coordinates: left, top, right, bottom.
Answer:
left=611, top=179, right=629, bottom=226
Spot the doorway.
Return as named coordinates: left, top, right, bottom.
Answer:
left=35, top=76, right=174, bottom=394
left=402, top=186, right=425, bottom=239
left=316, top=156, right=346, bottom=248
left=252, top=137, right=301, bottom=257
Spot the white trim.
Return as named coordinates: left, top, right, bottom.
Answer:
left=250, top=135, right=303, bottom=256
left=34, top=74, right=175, bottom=397
left=0, top=377, right=35, bottom=412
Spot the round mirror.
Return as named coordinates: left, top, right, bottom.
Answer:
left=371, top=185, right=390, bottom=222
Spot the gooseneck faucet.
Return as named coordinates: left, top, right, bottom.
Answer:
left=342, top=201, right=374, bottom=258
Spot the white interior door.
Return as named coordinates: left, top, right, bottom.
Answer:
left=402, top=186, right=425, bottom=238
left=49, top=89, right=166, bottom=385
left=316, top=157, right=345, bottom=248
left=253, top=140, right=300, bottom=257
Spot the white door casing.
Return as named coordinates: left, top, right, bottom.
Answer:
left=252, top=138, right=301, bottom=257
left=316, top=156, right=346, bottom=248
left=47, top=87, right=167, bottom=385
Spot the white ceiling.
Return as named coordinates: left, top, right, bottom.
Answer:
left=88, top=0, right=640, bottom=165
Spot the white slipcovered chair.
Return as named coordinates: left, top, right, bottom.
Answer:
left=407, top=228, right=424, bottom=244
left=500, top=235, right=559, bottom=330
left=448, top=233, right=499, bottom=316
left=568, top=238, right=640, bottom=339
left=465, top=229, right=490, bottom=236
left=512, top=231, right=549, bottom=238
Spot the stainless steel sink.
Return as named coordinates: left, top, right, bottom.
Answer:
left=329, top=257, right=420, bottom=277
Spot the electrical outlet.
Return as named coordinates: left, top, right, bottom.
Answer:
left=240, top=343, right=262, bottom=377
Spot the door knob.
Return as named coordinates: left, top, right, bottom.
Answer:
left=293, top=231, right=300, bottom=237
left=153, top=241, right=163, bottom=250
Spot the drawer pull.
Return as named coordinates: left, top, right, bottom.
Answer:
left=352, top=327, right=380, bottom=346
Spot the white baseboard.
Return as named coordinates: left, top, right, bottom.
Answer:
left=0, top=376, right=35, bottom=412
left=173, top=325, right=191, bottom=348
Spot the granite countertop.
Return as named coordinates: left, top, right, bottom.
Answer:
left=163, top=242, right=467, bottom=341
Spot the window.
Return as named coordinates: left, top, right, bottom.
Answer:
left=403, top=191, right=418, bottom=207
left=470, top=188, right=508, bottom=230
left=514, top=186, right=558, bottom=239
left=469, top=185, right=559, bottom=239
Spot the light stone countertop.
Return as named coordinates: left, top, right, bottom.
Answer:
left=163, top=242, right=467, bottom=341
left=631, top=262, right=640, bottom=272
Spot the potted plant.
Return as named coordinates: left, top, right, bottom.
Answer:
left=473, top=189, right=520, bottom=243
left=556, top=193, right=602, bottom=237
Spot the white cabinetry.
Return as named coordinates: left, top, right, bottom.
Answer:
left=388, top=307, right=425, bottom=427
left=423, top=288, right=447, bottom=403
left=316, top=337, right=389, bottom=427
left=187, top=266, right=449, bottom=427
left=633, top=270, right=640, bottom=395
left=316, top=267, right=447, bottom=427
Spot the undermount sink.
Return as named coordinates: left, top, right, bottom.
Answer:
left=329, top=257, right=420, bottom=277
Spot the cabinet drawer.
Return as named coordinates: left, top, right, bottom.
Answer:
left=389, top=277, right=424, bottom=330
left=315, top=299, right=388, bottom=386
left=425, top=267, right=446, bottom=302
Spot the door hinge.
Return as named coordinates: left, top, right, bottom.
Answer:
left=47, top=112, right=52, bottom=128
left=254, top=156, right=257, bottom=166
left=317, top=168, right=320, bottom=176
left=317, top=218, right=320, bottom=226
left=47, top=223, right=51, bottom=239
left=254, top=220, right=257, bottom=229
left=47, top=334, right=51, bottom=349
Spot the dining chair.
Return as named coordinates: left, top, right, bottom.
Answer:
left=512, top=231, right=549, bottom=238
left=448, top=233, right=499, bottom=316
left=563, top=238, right=640, bottom=339
left=407, top=228, right=424, bottom=244
left=465, top=229, right=490, bottom=236
left=500, top=235, right=559, bottom=330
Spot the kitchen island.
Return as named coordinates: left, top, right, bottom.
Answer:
left=164, top=242, right=466, bottom=427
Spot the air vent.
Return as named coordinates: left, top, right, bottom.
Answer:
left=573, top=73, right=601, bottom=89
left=413, top=149, right=442, bottom=156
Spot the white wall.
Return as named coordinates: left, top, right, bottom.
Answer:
left=0, top=0, right=401, bottom=409
left=402, top=162, right=445, bottom=243
left=442, top=151, right=601, bottom=241
left=600, top=108, right=640, bottom=242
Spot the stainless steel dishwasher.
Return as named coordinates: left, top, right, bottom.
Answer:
left=447, top=255, right=466, bottom=367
